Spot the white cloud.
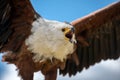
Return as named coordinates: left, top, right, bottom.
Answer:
left=0, top=54, right=120, bottom=80
left=58, top=58, right=120, bottom=80
left=1, top=64, right=20, bottom=80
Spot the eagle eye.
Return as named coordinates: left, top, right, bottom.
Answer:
left=62, top=28, right=65, bottom=32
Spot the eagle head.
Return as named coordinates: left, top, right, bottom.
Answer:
left=25, top=18, right=77, bottom=62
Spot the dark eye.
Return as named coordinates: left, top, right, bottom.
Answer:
left=62, top=28, right=65, bottom=32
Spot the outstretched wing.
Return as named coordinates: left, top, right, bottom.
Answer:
left=0, top=0, right=35, bottom=52
left=60, top=1, right=120, bottom=76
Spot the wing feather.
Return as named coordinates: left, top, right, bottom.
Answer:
left=0, top=0, right=12, bottom=49
left=60, top=1, right=120, bottom=76
left=0, top=0, right=35, bottom=52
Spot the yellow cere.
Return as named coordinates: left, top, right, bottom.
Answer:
left=62, top=27, right=71, bottom=34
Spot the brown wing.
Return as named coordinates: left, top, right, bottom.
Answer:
left=60, top=1, right=120, bottom=76
left=0, top=0, right=35, bottom=52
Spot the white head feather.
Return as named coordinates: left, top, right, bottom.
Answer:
left=25, top=17, right=76, bottom=62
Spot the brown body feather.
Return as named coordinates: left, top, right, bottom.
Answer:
left=0, top=0, right=120, bottom=80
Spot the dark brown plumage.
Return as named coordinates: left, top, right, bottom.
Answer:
left=0, top=0, right=120, bottom=80
left=60, top=2, right=120, bottom=76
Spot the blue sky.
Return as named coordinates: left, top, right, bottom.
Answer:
left=1, top=0, right=120, bottom=80
left=31, top=0, right=117, bottom=22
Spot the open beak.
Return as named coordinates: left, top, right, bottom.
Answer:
left=65, top=28, right=77, bottom=44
